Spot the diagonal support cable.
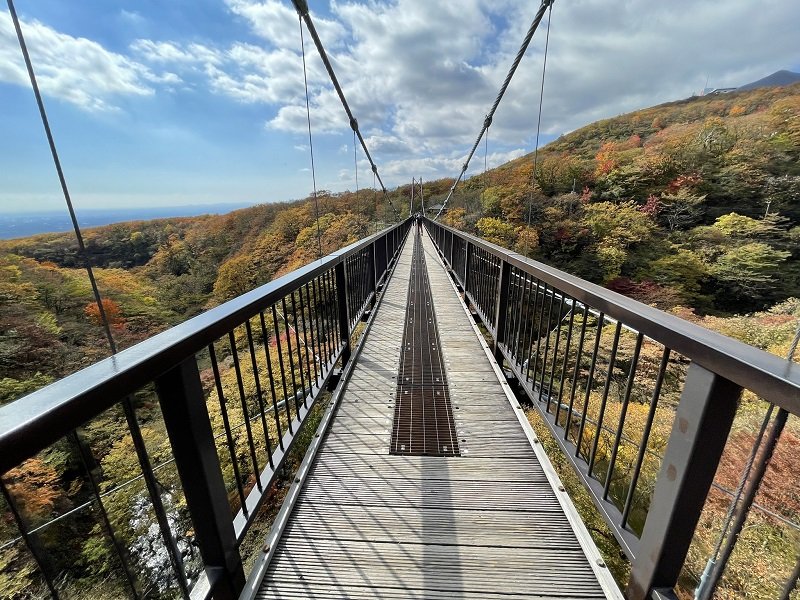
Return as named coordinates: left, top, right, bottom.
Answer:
left=298, top=15, right=324, bottom=258
left=291, top=0, right=400, bottom=219
left=7, top=0, right=117, bottom=352
left=434, top=0, right=554, bottom=221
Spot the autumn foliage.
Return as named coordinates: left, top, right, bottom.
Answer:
left=84, top=298, right=124, bottom=329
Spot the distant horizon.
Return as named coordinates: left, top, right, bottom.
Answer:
left=0, top=200, right=262, bottom=215
left=2, top=1, right=797, bottom=212
left=0, top=202, right=266, bottom=239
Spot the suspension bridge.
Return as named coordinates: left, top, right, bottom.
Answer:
left=2, top=0, right=800, bottom=599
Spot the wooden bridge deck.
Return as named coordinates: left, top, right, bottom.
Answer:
left=249, top=228, right=621, bottom=599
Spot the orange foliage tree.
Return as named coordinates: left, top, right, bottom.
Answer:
left=84, top=298, right=124, bottom=329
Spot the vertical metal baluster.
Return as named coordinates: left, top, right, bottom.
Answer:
left=524, top=279, right=541, bottom=380
left=576, top=313, right=605, bottom=458
left=245, top=319, right=274, bottom=470
left=491, top=256, right=499, bottom=313
left=505, top=270, right=518, bottom=359
left=324, top=270, right=339, bottom=352
left=361, top=250, right=368, bottom=317
left=290, top=294, right=309, bottom=409
left=350, top=255, right=357, bottom=326
left=554, top=305, right=576, bottom=427
left=228, top=331, right=262, bottom=493
left=259, top=312, right=284, bottom=449
left=331, top=267, right=343, bottom=352
left=474, top=250, right=481, bottom=315
left=209, top=343, right=249, bottom=514
left=478, top=250, right=486, bottom=315
left=0, top=478, right=60, bottom=598
left=588, top=321, right=622, bottom=476
left=621, top=346, right=670, bottom=528
left=537, top=284, right=556, bottom=398
left=349, top=256, right=356, bottom=325
left=565, top=305, right=590, bottom=442
left=358, top=251, right=364, bottom=315
left=516, top=275, right=531, bottom=368
left=301, top=284, right=319, bottom=385
left=483, top=254, right=491, bottom=318
left=603, top=332, right=644, bottom=499
left=516, top=274, right=532, bottom=366
left=120, top=400, right=190, bottom=598
left=71, top=430, right=141, bottom=598
left=465, top=245, right=473, bottom=299
left=533, top=282, right=550, bottom=391
left=545, top=296, right=567, bottom=412
left=354, top=254, right=361, bottom=332
left=271, top=305, right=294, bottom=433
left=282, top=297, right=302, bottom=418
left=312, top=278, right=330, bottom=370
left=362, top=250, right=369, bottom=315
left=487, top=255, right=494, bottom=319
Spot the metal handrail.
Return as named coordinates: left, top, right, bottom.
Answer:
left=0, top=218, right=412, bottom=600
left=424, top=218, right=800, bottom=408
left=0, top=220, right=410, bottom=474
left=424, top=217, right=800, bottom=600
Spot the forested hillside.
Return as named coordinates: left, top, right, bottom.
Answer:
left=436, top=83, right=800, bottom=316
left=1, top=82, right=798, bottom=599
left=2, top=83, right=798, bottom=407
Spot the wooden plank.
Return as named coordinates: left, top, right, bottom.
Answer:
left=254, top=232, right=619, bottom=600
left=264, top=540, right=605, bottom=597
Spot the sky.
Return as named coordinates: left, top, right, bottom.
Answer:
left=0, top=0, right=798, bottom=213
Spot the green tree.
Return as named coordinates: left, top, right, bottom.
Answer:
left=476, top=217, right=517, bottom=248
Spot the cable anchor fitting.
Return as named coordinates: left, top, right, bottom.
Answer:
left=291, top=0, right=310, bottom=17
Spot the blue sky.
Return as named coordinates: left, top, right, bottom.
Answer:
left=1, top=0, right=798, bottom=213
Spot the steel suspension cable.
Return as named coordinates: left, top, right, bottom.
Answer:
left=291, top=0, right=399, bottom=219
left=434, top=0, right=554, bottom=221
left=483, top=125, right=489, bottom=197
left=299, top=15, right=323, bottom=259
left=526, top=0, right=554, bottom=233
left=419, top=177, right=425, bottom=216
left=353, top=129, right=359, bottom=209
left=7, top=3, right=191, bottom=596
left=7, top=0, right=116, bottom=353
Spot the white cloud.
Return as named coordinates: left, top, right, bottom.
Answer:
left=119, top=10, right=145, bottom=26
left=7, top=0, right=797, bottom=191
left=0, top=11, right=183, bottom=111
left=252, top=0, right=800, bottom=186
left=224, top=0, right=346, bottom=50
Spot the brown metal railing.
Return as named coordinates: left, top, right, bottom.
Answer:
left=0, top=219, right=412, bottom=600
left=425, top=217, right=800, bottom=600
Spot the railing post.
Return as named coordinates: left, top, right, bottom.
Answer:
left=464, top=241, right=473, bottom=295
left=492, top=259, right=511, bottom=363
left=370, top=241, right=378, bottom=294
left=335, top=260, right=351, bottom=364
left=448, top=229, right=454, bottom=266
left=155, top=357, right=245, bottom=600
left=627, top=363, right=741, bottom=600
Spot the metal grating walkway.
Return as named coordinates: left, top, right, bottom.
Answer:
left=251, top=226, right=622, bottom=599
left=390, top=230, right=459, bottom=457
